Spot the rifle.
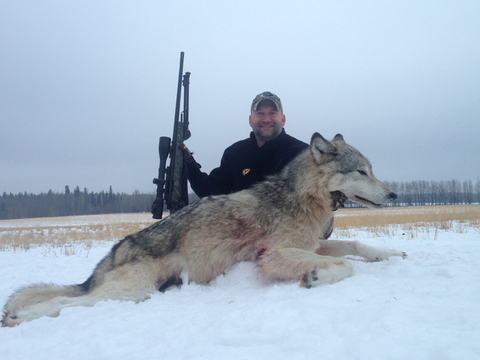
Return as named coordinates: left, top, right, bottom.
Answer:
left=151, top=52, right=191, bottom=219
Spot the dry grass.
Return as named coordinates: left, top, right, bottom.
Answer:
left=0, top=206, right=478, bottom=255
left=332, top=205, right=480, bottom=239
left=0, top=213, right=158, bottom=255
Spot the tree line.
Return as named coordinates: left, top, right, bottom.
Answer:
left=1, top=179, right=479, bottom=220
left=343, top=178, right=480, bottom=208
left=0, top=186, right=153, bottom=220
left=0, top=185, right=202, bottom=220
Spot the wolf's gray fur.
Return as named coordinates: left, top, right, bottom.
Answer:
left=2, top=133, right=406, bottom=327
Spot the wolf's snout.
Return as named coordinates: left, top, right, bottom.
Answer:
left=389, top=192, right=397, bottom=201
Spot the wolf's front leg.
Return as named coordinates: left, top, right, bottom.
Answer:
left=316, top=240, right=407, bottom=261
left=259, top=248, right=355, bottom=288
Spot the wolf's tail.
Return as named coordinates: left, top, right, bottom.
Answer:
left=2, top=280, right=89, bottom=327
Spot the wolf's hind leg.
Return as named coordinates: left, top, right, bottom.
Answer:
left=259, top=248, right=355, bottom=287
left=316, top=240, right=407, bottom=261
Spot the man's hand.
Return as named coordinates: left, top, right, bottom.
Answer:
left=181, top=145, right=195, bottom=164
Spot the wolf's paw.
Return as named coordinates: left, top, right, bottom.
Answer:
left=370, top=249, right=407, bottom=261
left=301, top=269, right=331, bottom=289
left=301, top=260, right=355, bottom=288
left=357, top=242, right=407, bottom=261
left=1, top=311, right=20, bottom=328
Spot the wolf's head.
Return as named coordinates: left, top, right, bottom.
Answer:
left=310, top=133, right=397, bottom=209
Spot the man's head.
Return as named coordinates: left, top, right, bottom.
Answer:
left=249, top=91, right=286, bottom=147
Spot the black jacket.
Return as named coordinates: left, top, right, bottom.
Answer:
left=187, top=129, right=308, bottom=197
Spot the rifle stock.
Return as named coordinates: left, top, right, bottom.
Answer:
left=151, top=52, right=190, bottom=219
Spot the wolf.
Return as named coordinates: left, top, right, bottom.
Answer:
left=2, top=133, right=406, bottom=327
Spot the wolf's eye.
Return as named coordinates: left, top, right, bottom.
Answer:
left=357, top=170, right=367, bottom=176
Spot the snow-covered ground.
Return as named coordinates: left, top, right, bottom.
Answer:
left=1, top=217, right=479, bottom=360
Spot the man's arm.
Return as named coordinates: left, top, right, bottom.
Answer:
left=186, top=151, right=234, bottom=198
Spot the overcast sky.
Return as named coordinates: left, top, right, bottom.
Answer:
left=1, top=1, right=479, bottom=195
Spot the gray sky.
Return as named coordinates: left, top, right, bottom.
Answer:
left=1, top=0, right=479, bottom=195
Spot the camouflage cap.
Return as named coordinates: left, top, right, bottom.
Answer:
left=251, top=91, right=283, bottom=113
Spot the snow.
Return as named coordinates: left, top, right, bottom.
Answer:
left=1, top=219, right=479, bottom=360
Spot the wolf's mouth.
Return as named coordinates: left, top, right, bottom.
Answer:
left=350, top=195, right=383, bottom=208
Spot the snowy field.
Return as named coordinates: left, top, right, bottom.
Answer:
left=1, top=215, right=479, bottom=360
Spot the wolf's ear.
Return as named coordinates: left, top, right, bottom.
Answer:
left=331, top=134, right=346, bottom=148
left=310, top=132, right=338, bottom=163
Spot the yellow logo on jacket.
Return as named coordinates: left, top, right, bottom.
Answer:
left=242, top=169, right=250, bottom=176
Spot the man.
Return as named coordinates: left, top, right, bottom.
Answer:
left=186, top=91, right=308, bottom=197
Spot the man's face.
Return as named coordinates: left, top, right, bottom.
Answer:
left=249, top=101, right=286, bottom=147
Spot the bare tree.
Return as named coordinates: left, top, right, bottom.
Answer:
left=463, top=180, right=474, bottom=204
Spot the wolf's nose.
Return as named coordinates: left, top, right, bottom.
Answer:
left=389, top=192, right=398, bottom=201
